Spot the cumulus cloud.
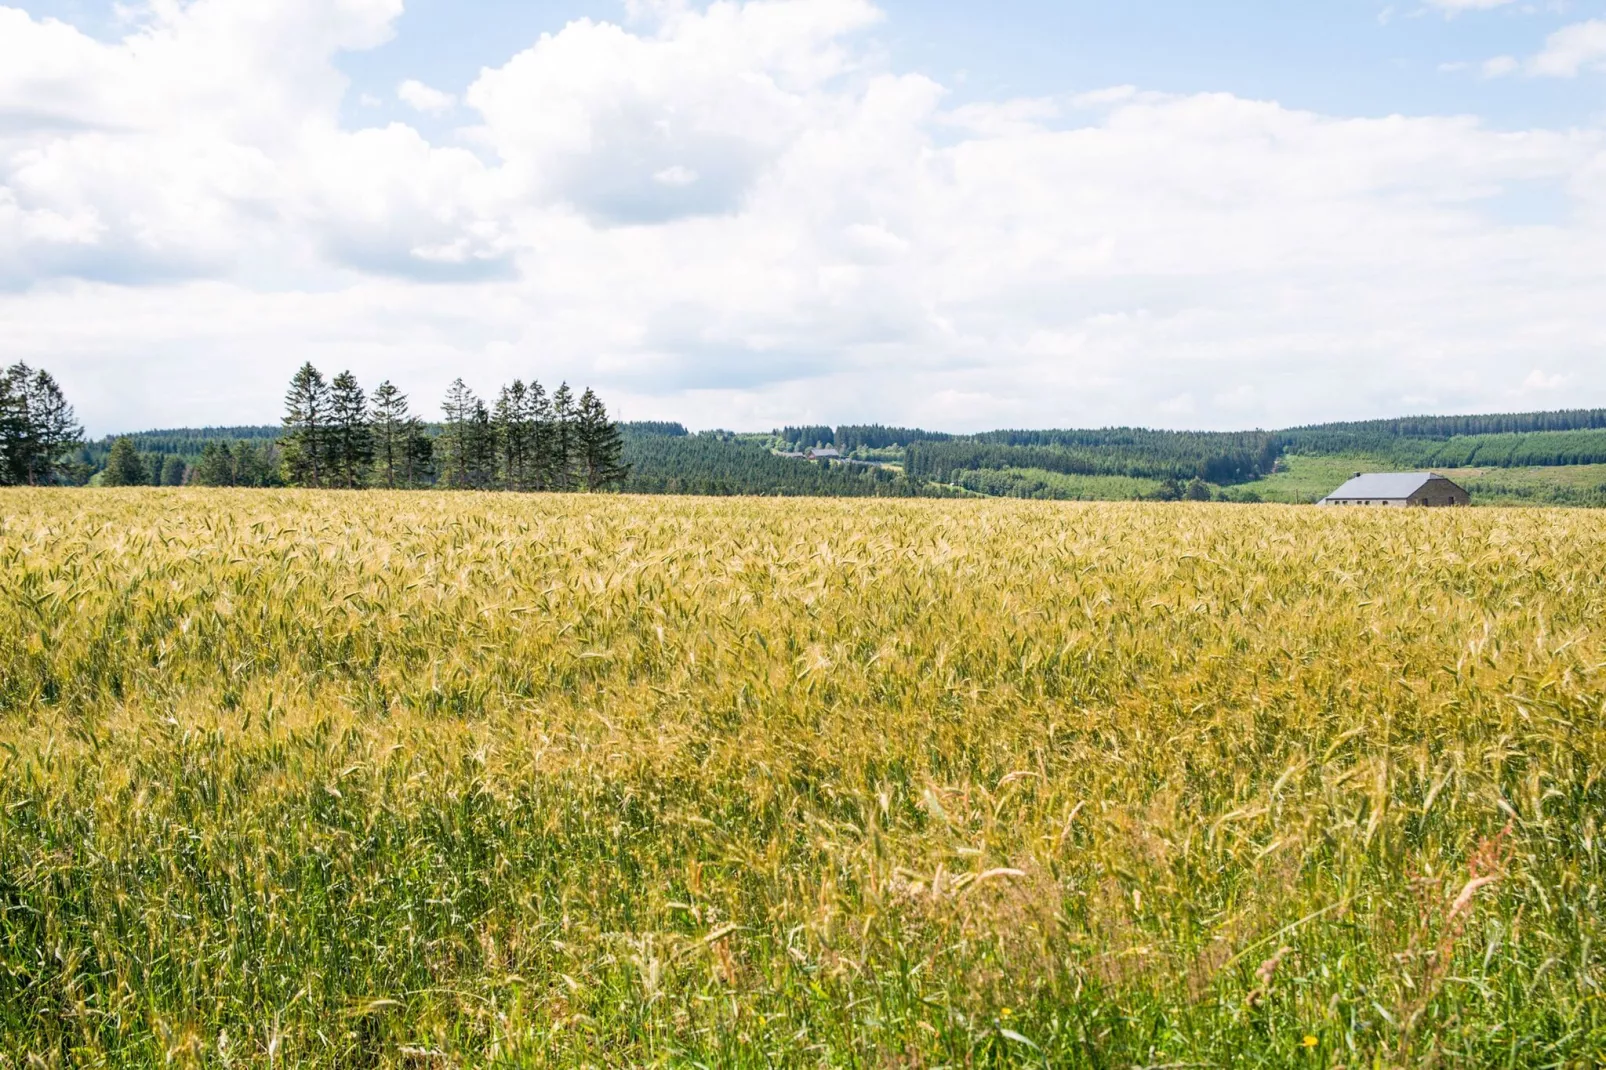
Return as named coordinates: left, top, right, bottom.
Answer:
left=1, top=0, right=1604, bottom=435
left=397, top=79, right=457, bottom=114
left=1530, top=19, right=1606, bottom=77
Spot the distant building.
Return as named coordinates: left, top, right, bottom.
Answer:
left=808, top=448, right=842, bottom=461
left=1320, top=472, right=1469, bottom=507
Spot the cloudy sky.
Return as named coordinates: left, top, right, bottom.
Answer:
left=3, top=0, right=1603, bottom=435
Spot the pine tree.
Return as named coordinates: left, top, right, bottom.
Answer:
left=161, top=455, right=188, bottom=486
left=370, top=381, right=413, bottom=490
left=328, top=371, right=373, bottom=489
left=469, top=399, right=497, bottom=489
left=440, top=378, right=480, bottom=489
left=281, top=363, right=330, bottom=487
left=102, top=437, right=147, bottom=487
left=550, top=382, right=577, bottom=492
left=192, top=442, right=237, bottom=487
left=0, top=363, right=83, bottom=486
left=528, top=381, right=555, bottom=491
left=404, top=419, right=435, bottom=489
left=493, top=381, right=534, bottom=491
left=574, top=388, right=628, bottom=491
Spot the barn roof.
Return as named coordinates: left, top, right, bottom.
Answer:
left=1323, top=472, right=1441, bottom=500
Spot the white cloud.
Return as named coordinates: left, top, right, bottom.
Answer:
left=1521, top=369, right=1567, bottom=392
left=1, top=0, right=1604, bottom=435
left=1530, top=19, right=1606, bottom=77
left=397, top=79, right=456, bottom=114
left=1481, top=55, right=1519, bottom=78
left=1424, top=0, right=1518, bottom=11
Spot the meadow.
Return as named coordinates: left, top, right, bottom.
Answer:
left=1, top=490, right=1603, bottom=1068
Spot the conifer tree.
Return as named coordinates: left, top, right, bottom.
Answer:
left=0, top=363, right=83, bottom=486
left=575, top=387, right=628, bottom=491
left=440, top=378, right=480, bottom=489
left=281, top=363, right=330, bottom=487
left=192, top=442, right=237, bottom=487
left=102, top=437, right=147, bottom=487
left=370, top=380, right=412, bottom=490
left=328, top=370, right=373, bottom=489
left=550, top=382, right=577, bottom=492
left=404, top=418, right=434, bottom=489
left=493, top=381, right=534, bottom=491
left=161, top=455, right=188, bottom=486
left=528, top=381, right=556, bottom=491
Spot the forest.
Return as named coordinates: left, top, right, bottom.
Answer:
left=7, top=359, right=1606, bottom=505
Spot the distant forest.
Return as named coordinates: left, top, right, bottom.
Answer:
left=6, top=362, right=1606, bottom=504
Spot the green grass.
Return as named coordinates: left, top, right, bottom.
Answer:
left=2, top=490, right=1604, bottom=1067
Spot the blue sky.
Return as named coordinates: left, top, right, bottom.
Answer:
left=3, top=0, right=1604, bottom=433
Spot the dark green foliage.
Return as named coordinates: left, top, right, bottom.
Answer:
left=834, top=425, right=953, bottom=449
left=574, top=388, right=628, bottom=491
left=327, top=371, right=372, bottom=489
left=101, top=438, right=147, bottom=487
left=439, top=380, right=498, bottom=489
left=281, top=363, right=330, bottom=488
left=369, top=381, right=412, bottom=490
left=907, top=431, right=1280, bottom=485
left=621, top=421, right=689, bottom=437
left=622, top=433, right=943, bottom=497
left=549, top=383, right=578, bottom=492
left=779, top=425, right=835, bottom=449
left=159, top=456, right=187, bottom=487
left=0, top=363, right=83, bottom=486
left=189, top=441, right=283, bottom=487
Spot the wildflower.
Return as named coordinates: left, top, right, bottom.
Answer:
left=1302, top=1034, right=1319, bottom=1048
left=999, top=1007, right=1012, bottom=1019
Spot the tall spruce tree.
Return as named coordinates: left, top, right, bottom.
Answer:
left=0, top=363, right=83, bottom=486
left=440, top=378, right=480, bottom=489
left=370, top=381, right=412, bottom=489
left=575, top=387, right=628, bottom=491
left=404, top=418, right=434, bottom=489
left=160, top=455, right=188, bottom=486
left=328, top=371, right=373, bottom=489
left=550, top=382, right=577, bottom=492
left=493, top=381, right=534, bottom=491
left=281, top=363, right=330, bottom=487
left=528, top=380, right=556, bottom=491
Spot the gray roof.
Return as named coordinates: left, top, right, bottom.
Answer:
left=1323, top=472, right=1443, bottom=500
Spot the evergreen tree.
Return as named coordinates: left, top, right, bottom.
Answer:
left=574, top=388, right=628, bottom=491
left=192, top=442, right=237, bottom=487
left=0, top=363, right=83, bottom=486
left=440, top=378, right=480, bottom=489
left=469, top=399, right=497, bottom=489
left=404, top=419, right=435, bottom=489
left=281, top=363, right=330, bottom=487
left=493, top=381, right=535, bottom=491
left=161, top=455, right=188, bottom=486
left=550, top=382, right=577, bottom=492
left=370, top=381, right=413, bottom=490
left=328, top=371, right=373, bottom=489
left=102, top=437, right=147, bottom=487
left=528, top=381, right=556, bottom=491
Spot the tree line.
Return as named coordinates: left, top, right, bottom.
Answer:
left=274, top=364, right=627, bottom=491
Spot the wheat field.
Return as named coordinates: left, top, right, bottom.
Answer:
left=1, top=490, right=1602, bottom=1068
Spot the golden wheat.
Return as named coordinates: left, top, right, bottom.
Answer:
left=1, top=489, right=1602, bottom=1067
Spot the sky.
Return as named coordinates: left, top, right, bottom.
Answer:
left=2, top=0, right=1604, bottom=435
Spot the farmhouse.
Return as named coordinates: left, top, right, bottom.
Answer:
left=1320, top=472, right=1469, bottom=507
